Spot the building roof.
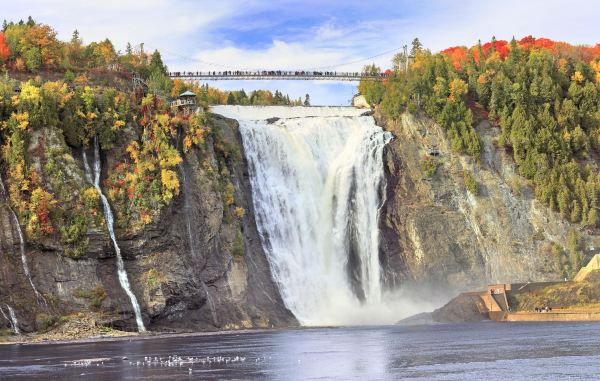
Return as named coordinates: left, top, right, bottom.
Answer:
left=179, top=90, right=196, bottom=97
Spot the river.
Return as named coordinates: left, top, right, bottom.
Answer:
left=2, top=322, right=600, bottom=380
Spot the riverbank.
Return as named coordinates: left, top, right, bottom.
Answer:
left=403, top=270, right=600, bottom=324
left=0, top=313, right=137, bottom=345
left=0, top=319, right=337, bottom=346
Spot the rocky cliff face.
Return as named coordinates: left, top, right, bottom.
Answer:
left=0, top=113, right=296, bottom=333
left=3, top=105, right=595, bottom=335
left=378, top=110, right=595, bottom=296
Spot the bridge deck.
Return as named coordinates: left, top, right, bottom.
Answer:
left=168, top=72, right=386, bottom=81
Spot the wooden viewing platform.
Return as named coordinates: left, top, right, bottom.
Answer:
left=473, top=282, right=600, bottom=322
left=170, top=98, right=195, bottom=108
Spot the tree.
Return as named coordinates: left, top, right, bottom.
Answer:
left=71, top=29, right=80, bottom=45
left=150, top=50, right=167, bottom=75
left=410, top=38, right=422, bottom=56
left=304, top=94, right=310, bottom=106
left=19, top=23, right=61, bottom=70
left=227, top=92, right=236, bottom=105
left=0, top=32, right=9, bottom=63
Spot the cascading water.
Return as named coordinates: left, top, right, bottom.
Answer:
left=0, top=304, right=20, bottom=334
left=83, top=139, right=146, bottom=332
left=0, top=178, right=46, bottom=306
left=212, top=106, right=397, bottom=326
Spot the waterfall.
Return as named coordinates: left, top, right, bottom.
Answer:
left=177, top=160, right=218, bottom=326
left=212, top=106, right=396, bottom=326
left=0, top=304, right=20, bottom=335
left=83, top=139, right=146, bottom=332
left=0, top=177, right=46, bottom=306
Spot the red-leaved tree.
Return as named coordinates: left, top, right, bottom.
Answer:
left=0, top=32, right=10, bottom=63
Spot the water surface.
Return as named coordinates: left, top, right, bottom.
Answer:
left=1, top=322, right=599, bottom=380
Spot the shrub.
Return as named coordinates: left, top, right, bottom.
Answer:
left=420, top=156, right=440, bottom=177
left=73, top=284, right=107, bottom=310
left=463, top=170, right=478, bottom=196
left=232, top=230, right=244, bottom=257
left=142, top=268, right=163, bottom=288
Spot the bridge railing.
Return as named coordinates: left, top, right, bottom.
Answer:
left=167, top=70, right=389, bottom=80
left=170, top=99, right=196, bottom=108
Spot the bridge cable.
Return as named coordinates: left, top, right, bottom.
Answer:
left=142, top=42, right=404, bottom=72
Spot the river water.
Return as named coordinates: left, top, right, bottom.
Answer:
left=2, top=322, right=599, bottom=380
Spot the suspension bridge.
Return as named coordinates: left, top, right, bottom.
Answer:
left=167, top=70, right=388, bottom=81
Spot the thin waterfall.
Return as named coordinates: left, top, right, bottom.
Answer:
left=83, top=139, right=146, bottom=332
left=213, top=106, right=395, bottom=326
left=177, top=160, right=218, bottom=326
left=0, top=177, right=46, bottom=306
left=0, top=304, right=20, bottom=335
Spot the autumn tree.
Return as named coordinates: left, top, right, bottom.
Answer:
left=0, top=32, right=9, bottom=63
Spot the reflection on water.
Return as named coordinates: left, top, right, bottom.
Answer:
left=1, top=322, right=600, bottom=380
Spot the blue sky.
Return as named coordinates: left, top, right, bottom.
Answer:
left=3, top=0, right=600, bottom=104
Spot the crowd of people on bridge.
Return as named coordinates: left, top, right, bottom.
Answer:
left=168, top=70, right=389, bottom=78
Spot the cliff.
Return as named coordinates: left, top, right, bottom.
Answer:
left=3, top=104, right=597, bottom=336
left=377, top=110, right=596, bottom=297
left=0, top=113, right=296, bottom=334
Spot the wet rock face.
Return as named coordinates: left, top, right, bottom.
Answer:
left=377, top=111, right=590, bottom=296
left=0, top=116, right=296, bottom=333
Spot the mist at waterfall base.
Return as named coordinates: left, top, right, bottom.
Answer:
left=213, top=106, right=434, bottom=326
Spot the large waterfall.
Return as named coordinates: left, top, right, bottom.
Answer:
left=213, top=106, right=396, bottom=326
left=83, top=139, right=146, bottom=332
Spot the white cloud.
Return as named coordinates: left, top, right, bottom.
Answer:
left=3, top=0, right=243, bottom=51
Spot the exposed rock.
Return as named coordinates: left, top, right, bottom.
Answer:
left=431, top=293, right=489, bottom=323
left=0, top=113, right=296, bottom=334
left=352, top=94, right=370, bottom=109
left=377, top=110, right=594, bottom=295
left=2, top=105, right=595, bottom=335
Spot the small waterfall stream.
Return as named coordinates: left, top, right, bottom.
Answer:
left=0, top=178, right=46, bottom=306
left=83, top=139, right=146, bottom=332
left=0, top=304, right=20, bottom=335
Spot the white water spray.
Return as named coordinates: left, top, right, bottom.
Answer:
left=0, top=178, right=46, bottom=306
left=83, top=139, right=146, bottom=332
left=0, top=304, right=20, bottom=334
left=213, top=106, right=396, bottom=326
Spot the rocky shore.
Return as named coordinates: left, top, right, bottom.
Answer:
left=399, top=269, right=600, bottom=325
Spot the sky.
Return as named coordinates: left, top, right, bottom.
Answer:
left=3, top=0, right=600, bottom=105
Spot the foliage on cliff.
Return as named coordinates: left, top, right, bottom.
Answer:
left=171, top=80, right=303, bottom=107
left=0, top=17, right=305, bottom=251
left=363, top=36, right=600, bottom=228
